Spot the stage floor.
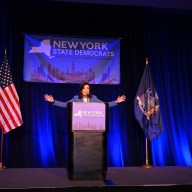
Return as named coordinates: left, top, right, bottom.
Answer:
left=0, top=166, right=192, bottom=189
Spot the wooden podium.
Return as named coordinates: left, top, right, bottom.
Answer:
left=67, top=102, right=108, bottom=180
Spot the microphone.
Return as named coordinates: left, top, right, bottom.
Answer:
left=86, top=93, right=89, bottom=102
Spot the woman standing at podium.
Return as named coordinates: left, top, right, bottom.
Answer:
left=44, top=82, right=126, bottom=107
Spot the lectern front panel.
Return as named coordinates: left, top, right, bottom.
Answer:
left=66, top=102, right=108, bottom=180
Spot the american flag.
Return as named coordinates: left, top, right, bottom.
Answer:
left=0, top=53, right=23, bottom=134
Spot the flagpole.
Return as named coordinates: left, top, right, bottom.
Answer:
left=0, top=48, right=8, bottom=170
left=135, top=57, right=164, bottom=168
left=0, top=130, right=6, bottom=170
left=142, top=137, right=153, bottom=168
left=141, top=58, right=153, bottom=168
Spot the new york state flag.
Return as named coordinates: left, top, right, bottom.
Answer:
left=134, top=62, right=164, bottom=141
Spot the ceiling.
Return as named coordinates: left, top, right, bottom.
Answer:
left=51, top=0, right=192, bottom=10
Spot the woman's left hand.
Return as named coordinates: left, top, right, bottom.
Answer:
left=116, top=95, right=126, bottom=103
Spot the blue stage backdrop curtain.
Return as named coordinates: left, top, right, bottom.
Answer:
left=0, top=0, right=8, bottom=64
left=0, top=1, right=192, bottom=168
left=142, top=11, right=192, bottom=165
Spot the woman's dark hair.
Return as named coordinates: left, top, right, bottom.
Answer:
left=78, top=82, right=92, bottom=98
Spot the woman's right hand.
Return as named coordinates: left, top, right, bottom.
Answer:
left=44, top=94, right=55, bottom=103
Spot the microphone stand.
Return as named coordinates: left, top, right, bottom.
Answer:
left=86, top=94, right=89, bottom=103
